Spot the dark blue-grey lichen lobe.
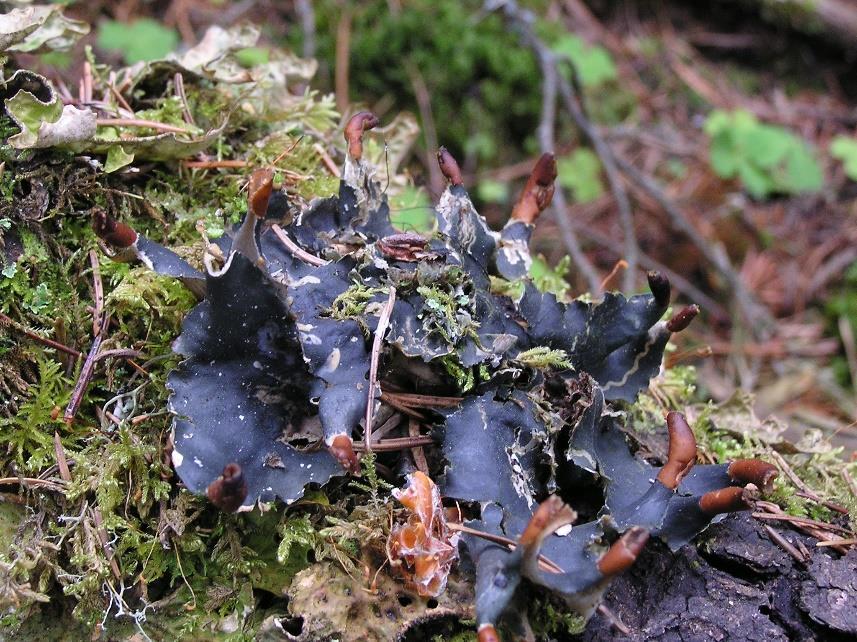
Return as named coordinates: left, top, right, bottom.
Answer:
left=168, top=252, right=340, bottom=506
left=106, top=130, right=727, bottom=637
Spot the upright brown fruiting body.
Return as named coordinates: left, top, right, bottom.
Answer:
left=328, top=434, right=360, bottom=474
left=206, top=463, right=248, bottom=513
left=344, top=111, right=380, bottom=161
left=511, top=153, right=557, bottom=225
left=666, top=304, right=700, bottom=333
left=656, top=412, right=697, bottom=490
left=92, top=209, right=137, bottom=248
left=518, top=495, right=577, bottom=580
left=647, top=271, right=671, bottom=307
left=699, top=484, right=759, bottom=515
left=437, top=146, right=464, bottom=186
left=597, top=527, right=650, bottom=576
left=727, top=459, right=778, bottom=494
left=248, top=168, right=274, bottom=219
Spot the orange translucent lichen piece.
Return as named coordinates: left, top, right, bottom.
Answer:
left=388, top=471, right=459, bottom=597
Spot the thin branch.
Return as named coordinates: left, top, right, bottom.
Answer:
left=794, top=491, right=849, bottom=515
left=353, top=435, right=435, bottom=452
left=53, top=432, right=72, bottom=483
left=762, top=524, right=807, bottom=564
left=313, top=143, right=341, bottom=177
left=553, top=55, right=638, bottom=293
left=573, top=221, right=729, bottom=322
left=91, top=507, right=122, bottom=582
left=270, top=224, right=329, bottom=266
left=379, top=389, right=463, bottom=408
left=532, top=33, right=602, bottom=295
left=817, top=537, right=857, bottom=547
left=173, top=72, right=195, bottom=126
left=497, top=1, right=638, bottom=292
left=843, top=468, right=857, bottom=498
left=838, top=315, right=857, bottom=410
left=769, top=451, right=826, bottom=506
left=334, top=9, right=352, bottom=113
left=106, top=71, right=133, bottom=115
left=378, top=392, right=429, bottom=420
left=89, top=250, right=104, bottom=337
left=63, top=334, right=103, bottom=425
left=295, top=0, right=317, bottom=59
left=0, top=477, right=67, bottom=492
left=405, top=61, right=444, bottom=197
left=0, top=312, right=82, bottom=358
left=751, top=512, right=853, bottom=535
left=94, top=348, right=143, bottom=363
left=615, top=157, right=773, bottom=330
left=82, top=61, right=93, bottom=104
left=365, top=287, right=397, bottom=451
left=447, top=522, right=563, bottom=573
left=409, top=418, right=429, bottom=474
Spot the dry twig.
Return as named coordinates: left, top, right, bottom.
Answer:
left=271, top=224, right=329, bottom=267
left=365, top=287, right=397, bottom=451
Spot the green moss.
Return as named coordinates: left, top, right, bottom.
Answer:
left=327, top=281, right=385, bottom=325
left=515, top=346, right=572, bottom=370
left=439, top=353, right=477, bottom=392
left=529, top=594, right=587, bottom=638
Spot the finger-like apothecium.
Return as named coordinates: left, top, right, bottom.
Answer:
left=344, top=111, right=380, bottom=161
left=206, top=463, right=248, bottom=513
left=666, top=304, right=700, bottom=333
left=597, top=526, right=650, bottom=576
left=437, top=146, right=464, bottom=186
left=656, top=412, right=697, bottom=490
left=647, top=271, right=671, bottom=307
left=92, top=209, right=137, bottom=248
left=727, top=459, right=778, bottom=493
left=327, top=434, right=360, bottom=473
left=510, top=153, right=557, bottom=225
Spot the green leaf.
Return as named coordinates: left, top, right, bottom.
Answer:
left=830, top=136, right=857, bottom=181
left=782, top=144, right=823, bottom=193
left=709, top=133, right=739, bottom=178
left=557, top=148, right=604, bottom=203
left=704, top=109, right=822, bottom=198
left=738, top=162, right=773, bottom=199
left=745, top=125, right=791, bottom=168
left=702, top=109, right=732, bottom=136
left=96, top=19, right=179, bottom=64
left=477, top=179, right=509, bottom=203
left=552, top=34, right=617, bottom=87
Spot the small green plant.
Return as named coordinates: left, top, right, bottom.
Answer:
left=96, top=18, right=179, bottom=63
left=830, top=136, right=857, bottom=181
left=557, top=147, right=604, bottom=203
left=551, top=34, right=617, bottom=87
left=704, top=109, right=823, bottom=198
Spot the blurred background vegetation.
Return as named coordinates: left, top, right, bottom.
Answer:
left=57, top=0, right=857, bottom=449
left=6, top=0, right=857, bottom=450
